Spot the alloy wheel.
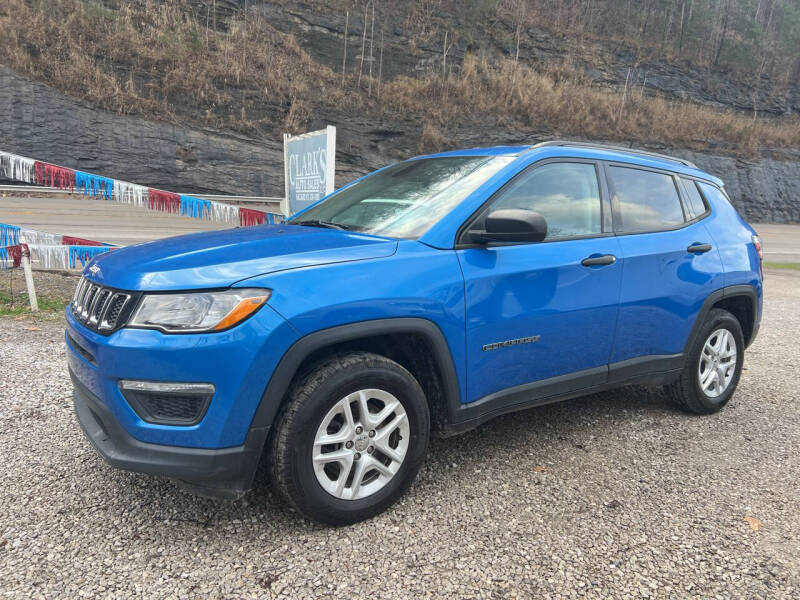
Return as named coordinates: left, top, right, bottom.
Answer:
left=698, top=328, right=737, bottom=398
left=312, top=389, right=409, bottom=500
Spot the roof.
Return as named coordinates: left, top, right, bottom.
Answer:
left=419, top=145, right=531, bottom=158
left=419, top=141, right=723, bottom=187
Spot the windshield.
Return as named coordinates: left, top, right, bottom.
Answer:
left=290, top=156, right=514, bottom=239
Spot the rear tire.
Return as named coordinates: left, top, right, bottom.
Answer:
left=668, top=308, right=744, bottom=414
left=268, top=352, right=430, bottom=525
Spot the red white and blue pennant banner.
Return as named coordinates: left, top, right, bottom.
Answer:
left=0, top=150, right=283, bottom=227
left=1, top=222, right=116, bottom=270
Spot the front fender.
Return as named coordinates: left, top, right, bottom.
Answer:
left=247, top=317, right=463, bottom=437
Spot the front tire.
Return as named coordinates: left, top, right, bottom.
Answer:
left=668, top=308, right=745, bottom=414
left=269, top=352, right=430, bottom=525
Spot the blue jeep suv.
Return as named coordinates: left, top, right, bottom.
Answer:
left=66, top=141, right=763, bottom=524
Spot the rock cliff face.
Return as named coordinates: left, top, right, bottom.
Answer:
left=259, top=3, right=799, bottom=117
left=0, top=65, right=416, bottom=196
left=681, top=150, right=800, bottom=223
left=0, top=66, right=285, bottom=197
left=1, top=66, right=798, bottom=223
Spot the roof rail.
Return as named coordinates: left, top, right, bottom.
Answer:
left=530, top=140, right=697, bottom=168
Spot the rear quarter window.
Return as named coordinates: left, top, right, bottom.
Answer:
left=679, top=178, right=708, bottom=219
left=608, top=166, right=685, bottom=233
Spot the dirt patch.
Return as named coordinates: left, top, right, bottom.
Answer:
left=0, top=268, right=78, bottom=317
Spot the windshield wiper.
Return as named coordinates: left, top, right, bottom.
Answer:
left=293, top=219, right=350, bottom=231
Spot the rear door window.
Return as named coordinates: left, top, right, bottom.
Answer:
left=608, top=166, right=685, bottom=233
left=680, top=178, right=707, bottom=219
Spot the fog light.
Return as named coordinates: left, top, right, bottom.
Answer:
left=118, top=380, right=215, bottom=426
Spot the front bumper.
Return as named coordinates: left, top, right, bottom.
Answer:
left=65, top=302, right=297, bottom=448
left=71, top=368, right=266, bottom=499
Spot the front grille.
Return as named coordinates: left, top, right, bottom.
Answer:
left=71, top=277, right=136, bottom=334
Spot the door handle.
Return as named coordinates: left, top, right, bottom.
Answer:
left=687, top=243, right=712, bottom=254
left=581, top=254, right=616, bottom=267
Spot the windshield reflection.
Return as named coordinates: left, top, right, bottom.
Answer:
left=291, top=156, right=514, bottom=240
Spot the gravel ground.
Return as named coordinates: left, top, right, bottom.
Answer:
left=1, top=269, right=798, bottom=599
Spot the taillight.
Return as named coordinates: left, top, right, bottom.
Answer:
left=752, top=235, right=763, bottom=261
left=752, top=234, right=763, bottom=279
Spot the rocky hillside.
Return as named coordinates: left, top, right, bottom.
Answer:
left=264, top=1, right=800, bottom=116
left=0, top=1, right=798, bottom=222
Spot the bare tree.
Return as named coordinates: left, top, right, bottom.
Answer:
left=641, top=0, right=653, bottom=39
left=678, top=0, right=687, bottom=53
left=512, top=0, right=526, bottom=89
left=241, top=0, right=249, bottom=78
left=205, top=3, right=211, bottom=49
left=378, top=25, right=384, bottom=100
left=713, top=0, right=731, bottom=66
left=618, top=67, right=631, bottom=121
left=341, top=10, right=349, bottom=88
left=662, top=1, right=673, bottom=51
left=368, top=0, right=376, bottom=97
left=357, top=1, right=369, bottom=89
left=442, top=30, right=452, bottom=102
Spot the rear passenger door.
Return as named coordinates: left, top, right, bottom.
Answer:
left=606, top=164, right=725, bottom=378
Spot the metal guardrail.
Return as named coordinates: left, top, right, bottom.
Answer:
left=0, top=185, right=282, bottom=206
left=0, top=184, right=67, bottom=194
left=202, top=193, right=283, bottom=204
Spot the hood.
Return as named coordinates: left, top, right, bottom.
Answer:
left=84, top=224, right=398, bottom=291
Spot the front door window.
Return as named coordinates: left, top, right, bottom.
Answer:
left=488, top=162, right=603, bottom=239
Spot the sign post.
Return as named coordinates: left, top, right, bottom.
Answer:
left=282, top=126, right=336, bottom=217
left=20, top=244, right=38, bottom=312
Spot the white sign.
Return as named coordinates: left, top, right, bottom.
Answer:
left=282, top=126, right=336, bottom=216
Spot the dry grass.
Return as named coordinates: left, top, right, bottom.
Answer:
left=382, top=54, right=800, bottom=156
left=419, top=121, right=449, bottom=153
left=0, top=0, right=344, bottom=134
left=0, top=1, right=798, bottom=156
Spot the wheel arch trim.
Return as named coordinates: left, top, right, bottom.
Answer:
left=683, top=284, right=759, bottom=356
left=248, top=317, right=462, bottom=436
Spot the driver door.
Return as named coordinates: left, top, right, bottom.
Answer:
left=456, top=160, right=622, bottom=405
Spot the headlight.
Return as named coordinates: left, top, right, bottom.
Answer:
left=129, top=289, right=271, bottom=333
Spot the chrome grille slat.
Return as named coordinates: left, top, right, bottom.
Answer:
left=100, top=293, right=131, bottom=330
left=75, top=278, right=89, bottom=313
left=86, top=287, right=103, bottom=322
left=72, top=278, right=85, bottom=305
left=98, top=290, right=115, bottom=324
left=78, top=280, right=94, bottom=315
left=89, top=289, right=110, bottom=325
left=70, top=277, right=134, bottom=334
left=80, top=285, right=98, bottom=320
left=80, top=279, right=91, bottom=308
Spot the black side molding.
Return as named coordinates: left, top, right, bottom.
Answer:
left=442, top=354, right=684, bottom=436
left=449, top=366, right=607, bottom=429
left=606, top=354, right=684, bottom=384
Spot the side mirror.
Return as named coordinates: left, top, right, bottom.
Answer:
left=469, top=209, right=547, bottom=244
